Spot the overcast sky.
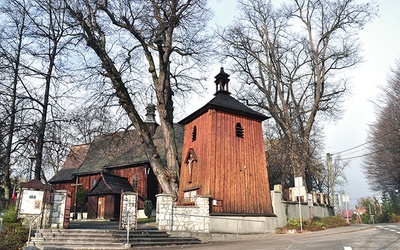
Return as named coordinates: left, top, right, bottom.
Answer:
left=195, top=0, right=400, bottom=208
left=323, top=0, right=400, bottom=207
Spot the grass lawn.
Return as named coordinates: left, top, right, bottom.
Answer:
left=137, top=217, right=156, bottom=224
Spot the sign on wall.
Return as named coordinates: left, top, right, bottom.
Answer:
left=20, top=190, right=44, bottom=215
left=119, top=192, right=138, bottom=230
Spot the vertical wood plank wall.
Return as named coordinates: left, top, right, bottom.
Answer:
left=179, top=109, right=273, bottom=215
left=111, top=167, right=148, bottom=197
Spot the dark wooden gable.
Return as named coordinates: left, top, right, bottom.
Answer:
left=87, top=173, right=134, bottom=196
left=178, top=68, right=273, bottom=216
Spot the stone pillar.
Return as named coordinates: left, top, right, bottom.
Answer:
left=317, top=193, right=324, bottom=204
left=324, top=194, right=330, bottom=205
left=49, top=190, right=67, bottom=228
left=271, top=185, right=287, bottom=227
left=312, top=191, right=317, bottom=205
left=156, top=194, right=174, bottom=231
left=289, top=187, right=296, bottom=202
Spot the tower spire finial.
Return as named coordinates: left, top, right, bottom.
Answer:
left=214, top=67, right=230, bottom=95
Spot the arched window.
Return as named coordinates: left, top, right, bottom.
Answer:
left=192, top=126, right=197, bottom=142
left=235, top=123, right=244, bottom=138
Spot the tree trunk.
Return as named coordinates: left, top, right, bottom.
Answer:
left=3, top=10, right=25, bottom=197
left=34, top=43, right=57, bottom=180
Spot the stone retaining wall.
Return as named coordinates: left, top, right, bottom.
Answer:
left=157, top=187, right=334, bottom=233
left=271, top=188, right=333, bottom=227
left=156, top=194, right=278, bottom=233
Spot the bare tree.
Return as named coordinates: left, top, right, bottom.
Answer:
left=219, top=0, right=376, bottom=190
left=364, top=62, right=400, bottom=194
left=0, top=122, right=6, bottom=196
left=21, top=0, right=78, bottom=180
left=67, top=105, right=118, bottom=144
left=1, top=0, right=86, bottom=185
left=0, top=0, right=31, bottom=199
left=64, top=0, right=212, bottom=197
left=319, top=153, right=347, bottom=199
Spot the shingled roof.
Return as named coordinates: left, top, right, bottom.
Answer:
left=87, top=173, right=134, bottom=196
left=75, top=124, right=184, bottom=175
left=179, top=91, right=268, bottom=125
left=179, top=68, right=268, bottom=125
left=49, top=144, right=90, bottom=183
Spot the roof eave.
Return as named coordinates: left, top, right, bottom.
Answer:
left=179, top=104, right=270, bottom=125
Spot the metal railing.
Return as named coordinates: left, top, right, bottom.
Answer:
left=27, top=210, right=44, bottom=247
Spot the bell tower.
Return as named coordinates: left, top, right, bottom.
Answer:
left=178, top=68, right=273, bottom=216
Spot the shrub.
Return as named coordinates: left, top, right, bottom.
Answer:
left=319, top=216, right=348, bottom=228
left=275, top=216, right=348, bottom=233
left=312, top=220, right=326, bottom=228
left=390, top=213, right=400, bottom=223
left=375, top=213, right=390, bottom=223
left=0, top=205, right=29, bottom=250
left=143, top=200, right=153, bottom=218
left=286, top=219, right=301, bottom=228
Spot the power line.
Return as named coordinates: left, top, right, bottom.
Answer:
left=331, top=130, right=395, bottom=155
left=340, top=147, right=367, bottom=157
left=340, top=148, right=388, bottom=161
left=332, top=140, right=371, bottom=155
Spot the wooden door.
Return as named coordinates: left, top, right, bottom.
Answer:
left=97, top=196, right=105, bottom=219
left=63, top=192, right=72, bottom=228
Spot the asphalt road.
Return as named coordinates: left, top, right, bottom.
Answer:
left=149, top=224, right=400, bottom=250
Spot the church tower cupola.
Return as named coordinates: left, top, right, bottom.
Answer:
left=145, top=103, right=156, bottom=123
left=214, top=67, right=230, bottom=95
left=144, top=103, right=158, bottom=136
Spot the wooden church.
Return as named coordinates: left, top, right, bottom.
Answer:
left=178, top=68, right=273, bottom=215
left=49, top=104, right=183, bottom=220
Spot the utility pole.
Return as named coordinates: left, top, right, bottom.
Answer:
left=326, top=153, right=334, bottom=208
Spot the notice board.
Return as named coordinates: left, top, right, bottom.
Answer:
left=20, top=190, right=44, bottom=215
left=119, top=192, right=138, bottom=230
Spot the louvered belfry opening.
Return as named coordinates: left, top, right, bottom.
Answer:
left=235, top=122, right=244, bottom=138
left=192, top=126, right=197, bottom=141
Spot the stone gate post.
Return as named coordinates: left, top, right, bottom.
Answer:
left=156, top=194, right=174, bottom=231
